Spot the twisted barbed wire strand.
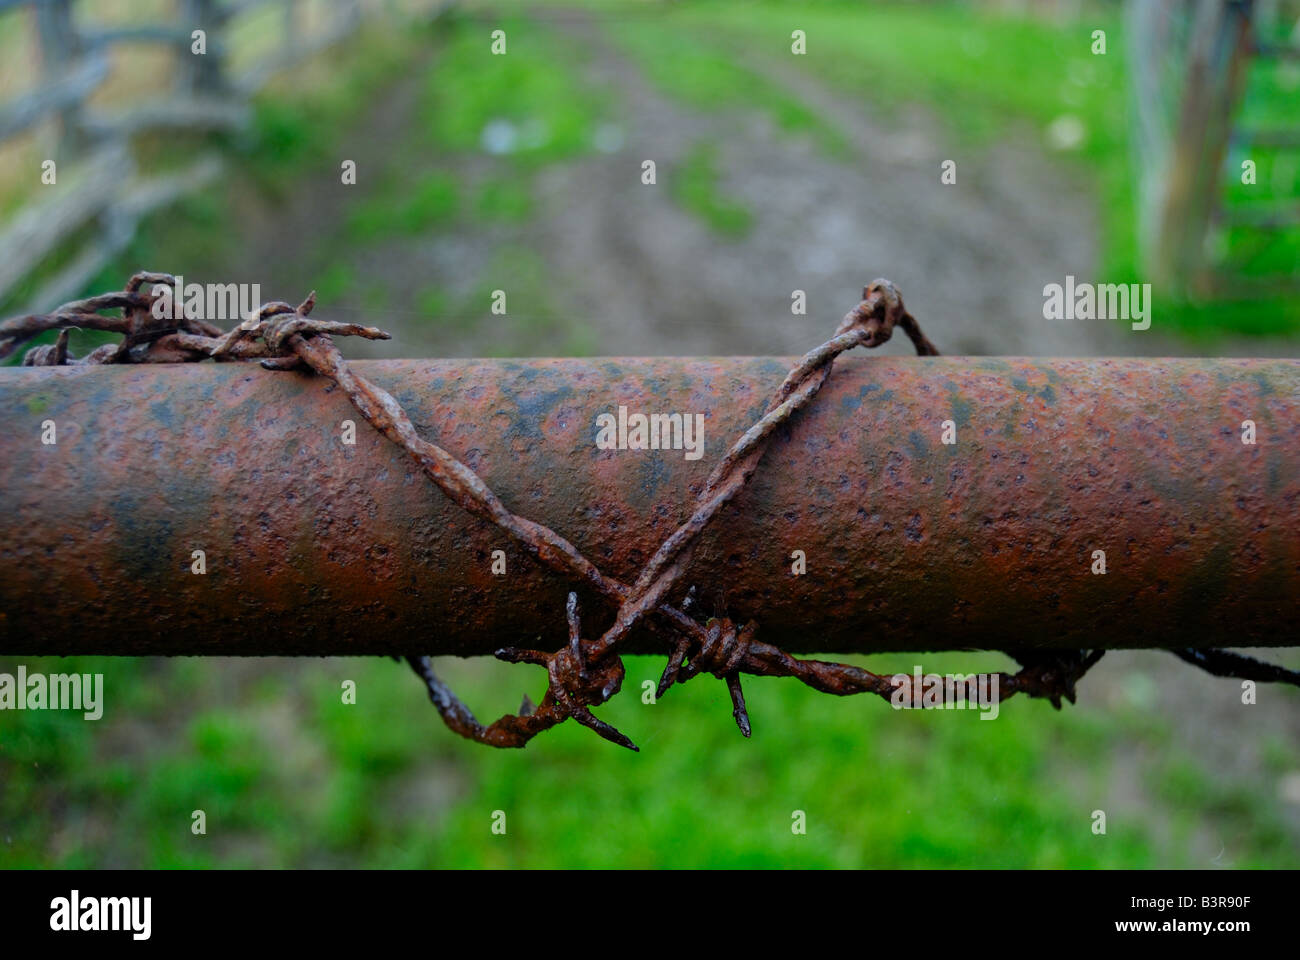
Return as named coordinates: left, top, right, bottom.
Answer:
left=5, top=274, right=1296, bottom=750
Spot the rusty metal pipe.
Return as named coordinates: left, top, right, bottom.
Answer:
left=0, top=356, right=1296, bottom=656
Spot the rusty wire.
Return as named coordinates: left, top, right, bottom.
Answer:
left=4, top=272, right=1298, bottom=751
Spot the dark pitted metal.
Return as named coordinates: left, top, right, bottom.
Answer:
left=2, top=353, right=1297, bottom=657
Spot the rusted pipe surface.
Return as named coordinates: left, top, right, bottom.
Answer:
left=0, top=356, right=1295, bottom=655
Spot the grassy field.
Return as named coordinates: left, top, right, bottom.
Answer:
left=2, top=1, right=1299, bottom=868
left=4, top=649, right=1298, bottom=868
left=655, top=0, right=1299, bottom=335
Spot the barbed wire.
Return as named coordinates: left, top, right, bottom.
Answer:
left=3, top=273, right=1297, bottom=751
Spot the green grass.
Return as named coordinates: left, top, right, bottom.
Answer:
left=4, top=651, right=1296, bottom=867
left=312, top=262, right=358, bottom=305
left=242, top=24, right=426, bottom=198
left=607, top=17, right=849, bottom=159
left=674, top=142, right=754, bottom=238
left=475, top=176, right=534, bottom=222
left=470, top=244, right=595, bottom=356
left=415, top=284, right=451, bottom=320
left=347, top=172, right=460, bottom=240
left=420, top=15, right=607, bottom=167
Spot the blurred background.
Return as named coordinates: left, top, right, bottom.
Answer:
left=1, top=0, right=1298, bottom=867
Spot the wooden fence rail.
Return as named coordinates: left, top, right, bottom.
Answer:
left=0, top=0, right=391, bottom=314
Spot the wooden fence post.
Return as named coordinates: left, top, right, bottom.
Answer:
left=283, top=0, right=300, bottom=44
left=178, top=0, right=226, bottom=95
left=1151, top=0, right=1255, bottom=291
left=33, top=0, right=86, bottom=161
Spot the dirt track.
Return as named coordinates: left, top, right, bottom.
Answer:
left=537, top=16, right=1114, bottom=359
left=226, top=12, right=1132, bottom=360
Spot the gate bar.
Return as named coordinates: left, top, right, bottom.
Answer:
left=0, top=355, right=1295, bottom=655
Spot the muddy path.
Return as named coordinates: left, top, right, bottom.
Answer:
left=215, top=9, right=1113, bottom=359
left=212, top=9, right=1289, bottom=360
left=536, top=13, right=1115, bottom=359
